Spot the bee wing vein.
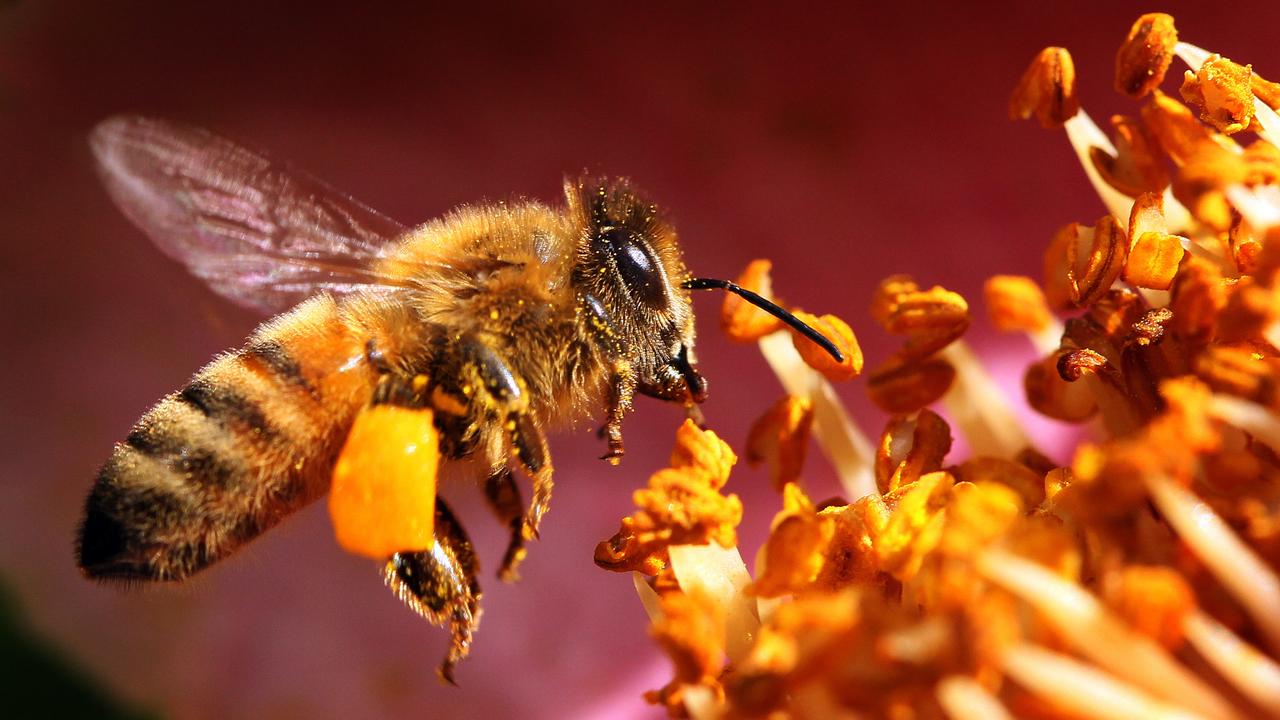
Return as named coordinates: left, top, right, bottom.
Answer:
left=91, top=115, right=411, bottom=313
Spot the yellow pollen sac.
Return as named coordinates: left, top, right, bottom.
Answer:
left=1123, top=232, right=1186, bottom=290
left=1009, top=46, right=1079, bottom=128
left=330, top=405, right=439, bottom=559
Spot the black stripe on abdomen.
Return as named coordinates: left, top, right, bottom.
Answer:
left=243, top=338, right=316, bottom=398
left=123, top=415, right=244, bottom=490
left=177, top=379, right=275, bottom=437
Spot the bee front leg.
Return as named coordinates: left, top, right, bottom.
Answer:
left=637, top=365, right=708, bottom=428
left=482, top=467, right=526, bottom=582
left=384, top=498, right=481, bottom=685
left=600, top=361, right=636, bottom=465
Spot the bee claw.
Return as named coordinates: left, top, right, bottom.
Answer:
left=384, top=502, right=480, bottom=685
left=499, top=542, right=526, bottom=583
left=437, top=662, right=459, bottom=687
left=483, top=469, right=529, bottom=582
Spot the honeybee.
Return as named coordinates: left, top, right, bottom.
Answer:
left=77, top=116, right=841, bottom=681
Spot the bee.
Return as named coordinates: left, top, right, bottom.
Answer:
left=76, top=116, right=842, bottom=681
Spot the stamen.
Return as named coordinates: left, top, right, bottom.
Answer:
left=1064, top=111, right=1141, bottom=222
left=1009, top=46, right=1079, bottom=128
left=1225, top=185, right=1280, bottom=231
left=1269, top=320, right=1280, bottom=351
left=1174, top=42, right=1213, bottom=71
left=680, top=686, right=719, bottom=720
left=1176, top=41, right=1280, bottom=146
left=1029, top=322, right=1064, bottom=359
left=668, top=542, right=759, bottom=665
left=1207, top=393, right=1280, bottom=452
left=1145, top=474, right=1280, bottom=654
left=978, top=549, right=1238, bottom=719
left=1058, top=349, right=1144, bottom=436
left=983, top=274, right=1064, bottom=355
left=1183, top=610, right=1280, bottom=716
left=935, top=675, right=1013, bottom=720
left=1257, top=102, right=1280, bottom=146
left=938, top=341, right=1030, bottom=458
left=757, top=331, right=877, bottom=498
left=598, top=16, right=1280, bottom=717
left=1028, top=319, right=1065, bottom=358
left=1055, top=106, right=1193, bottom=236
left=632, top=572, right=664, bottom=622
left=1000, top=644, right=1220, bottom=720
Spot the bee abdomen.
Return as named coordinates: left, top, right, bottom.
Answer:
left=77, top=295, right=373, bottom=582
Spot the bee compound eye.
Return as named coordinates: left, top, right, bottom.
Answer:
left=601, top=227, right=668, bottom=310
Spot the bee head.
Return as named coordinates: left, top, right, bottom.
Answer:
left=566, top=177, right=703, bottom=402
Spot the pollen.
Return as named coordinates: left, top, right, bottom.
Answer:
left=1089, top=114, right=1171, bottom=197
left=788, top=311, right=862, bottom=381
left=747, top=483, right=835, bottom=598
left=745, top=395, right=814, bottom=490
left=720, top=259, right=784, bottom=342
left=1009, top=47, right=1079, bottom=128
left=984, top=275, right=1053, bottom=333
left=593, top=420, right=742, bottom=575
left=1115, top=12, right=1178, bottom=98
left=330, top=405, right=439, bottom=559
left=1180, top=54, right=1256, bottom=134
left=1123, top=231, right=1185, bottom=289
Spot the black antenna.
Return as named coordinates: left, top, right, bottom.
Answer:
left=682, top=277, right=844, bottom=363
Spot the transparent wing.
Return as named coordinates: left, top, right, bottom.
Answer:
left=91, top=115, right=412, bottom=313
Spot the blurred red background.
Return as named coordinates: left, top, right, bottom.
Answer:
left=1, top=1, right=1277, bottom=718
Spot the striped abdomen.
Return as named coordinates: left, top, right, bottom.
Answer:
left=77, top=295, right=377, bottom=581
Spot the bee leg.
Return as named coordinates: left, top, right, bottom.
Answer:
left=637, top=368, right=708, bottom=428
left=600, top=362, right=636, bottom=464
left=482, top=467, right=526, bottom=582
left=456, top=335, right=555, bottom=541
left=509, top=411, right=552, bottom=541
left=384, top=498, right=481, bottom=685
left=637, top=346, right=708, bottom=405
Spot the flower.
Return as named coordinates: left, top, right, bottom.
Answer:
left=598, top=11, right=1280, bottom=718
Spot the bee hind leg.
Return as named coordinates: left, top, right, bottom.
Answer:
left=384, top=497, right=481, bottom=685
left=482, top=467, right=526, bottom=582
